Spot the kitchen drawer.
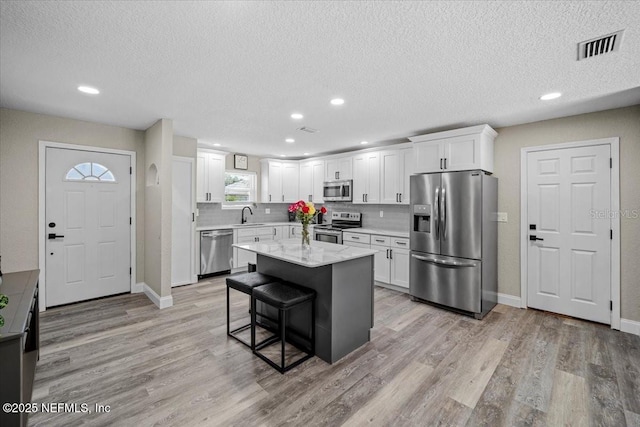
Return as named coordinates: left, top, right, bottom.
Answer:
left=254, top=226, right=276, bottom=237
left=371, top=235, right=390, bottom=246
left=343, top=232, right=370, bottom=244
left=237, top=235, right=273, bottom=243
left=391, top=237, right=410, bottom=249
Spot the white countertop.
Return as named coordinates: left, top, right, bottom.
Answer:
left=233, top=238, right=376, bottom=268
left=196, top=222, right=293, bottom=231
left=344, top=228, right=410, bottom=238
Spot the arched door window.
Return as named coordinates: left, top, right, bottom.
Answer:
left=65, top=162, right=116, bottom=182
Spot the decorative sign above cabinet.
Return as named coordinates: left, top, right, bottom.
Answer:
left=234, top=154, right=248, bottom=170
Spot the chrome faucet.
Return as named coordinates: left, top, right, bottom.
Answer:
left=241, top=206, right=253, bottom=224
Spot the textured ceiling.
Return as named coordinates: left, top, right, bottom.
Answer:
left=1, top=1, right=639, bottom=158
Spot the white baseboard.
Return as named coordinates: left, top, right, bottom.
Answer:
left=143, top=283, right=173, bottom=309
left=132, top=282, right=144, bottom=293
left=497, top=293, right=522, bottom=308
left=620, top=318, right=640, bottom=336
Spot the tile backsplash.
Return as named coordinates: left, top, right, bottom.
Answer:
left=197, top=202, right=410, bottom=232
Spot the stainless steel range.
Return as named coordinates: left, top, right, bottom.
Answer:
left=314, top=212, right=362, bottom=244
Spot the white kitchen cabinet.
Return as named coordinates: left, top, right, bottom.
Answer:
left=410, top=124, right=497, bottom=174
left=369, top=234, right=410, bottom=290
left=325, top=156, right=353, bottom=181
left=352, top=152, right=380, bottom=204
left=299, top=160, right=325, bottom=203
left=196, top=150, right=225, bottom=203
left=232, top=226, right=276, bottom=269
left=260, top=160, right=299, bottom=203
left=289, top=224, right=314, bottom=238
left=380, top=148, right=413, bottom=205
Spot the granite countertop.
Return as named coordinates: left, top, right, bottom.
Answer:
left=233, top=238, right=376, bottom=268
left=343, top=228, right=410, bottom=239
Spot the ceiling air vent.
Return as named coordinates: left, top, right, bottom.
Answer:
left=297, top=127, right=318, bottom=134
left=578, top=30, right=623, bottom=60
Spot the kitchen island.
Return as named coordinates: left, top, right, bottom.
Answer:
left=233, top=238, right=376, bottom=364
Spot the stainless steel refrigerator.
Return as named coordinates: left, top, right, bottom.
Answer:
left=409, top=170, right=497, bottom=319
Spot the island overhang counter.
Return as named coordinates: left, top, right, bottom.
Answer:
left=232, top=238, right=376, bottom=364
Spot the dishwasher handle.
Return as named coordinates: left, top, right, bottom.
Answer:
left=201, top=230, right=233, bottom=238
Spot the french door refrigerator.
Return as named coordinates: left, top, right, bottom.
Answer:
left=409, top=170, right=497, bottom=319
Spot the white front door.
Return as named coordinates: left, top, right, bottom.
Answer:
left=526, top=144, right=611, bottom=323
left=46, top=148, right=131, bottom=306
left=172, top=157, right=195, bottom=287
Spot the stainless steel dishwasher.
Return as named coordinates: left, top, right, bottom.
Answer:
left=200, top=229, right=233, bottom=276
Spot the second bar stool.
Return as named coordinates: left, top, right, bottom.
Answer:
left=251, top=281, right=316, bottom=373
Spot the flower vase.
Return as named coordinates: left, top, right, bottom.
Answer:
left=301, top=222, right=311, bottom=249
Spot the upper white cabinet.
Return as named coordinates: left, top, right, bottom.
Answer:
left=325, top=156, right=353, bottom=181
left=299, top=159, right=325, bottom=203
left=410, top=124, right=497, bottom=174
left=260, top=160, right=299, bottom=203
left=352, top=152, right=380, bottom=204
left=196, top=150, right=225, bottom=203
left=379, top=147, right=413, bottom=205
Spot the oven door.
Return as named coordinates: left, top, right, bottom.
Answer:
left=314, top=229, right=342, bottom=245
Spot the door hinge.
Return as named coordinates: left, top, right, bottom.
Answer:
left=129, top=267, right=132, bottom=275
left=610, top=300, right=613, bottom=311
left=130, top=217, right=132, bottom=225
left=610, top=158, right=612, bottom=169
left=130, top=166, right=133, bottom=174
left=610, top=229, right=613, bottom=239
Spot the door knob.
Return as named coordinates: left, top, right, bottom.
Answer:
left=48, top=233, right=65, bottom=240
left=529, top=235, right=544, bottom=241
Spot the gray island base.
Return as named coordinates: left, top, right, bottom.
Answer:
left=233, top=239, right=375, bottom=364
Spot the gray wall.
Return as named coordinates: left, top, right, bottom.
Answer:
left=144, top=119, right=173, bottom=298
left=494, top=105, right=640, bottom=322
left=0, top=108, right=146, bottom=282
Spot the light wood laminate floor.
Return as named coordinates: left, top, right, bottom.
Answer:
left=30, top=276, right=640, bottom=426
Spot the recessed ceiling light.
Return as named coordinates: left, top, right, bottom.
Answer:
left=303, top=152, right=310, bottom=156
left=78, top=85, right=100, bottom=95
left=213, top=143, right=221, bottom=147
left=280, top=154, right=287, bottom=157
left=291, top=113, right=304, bottom=120
left=330, top=98, right=345, bottom=106
left=285, top=138, right=295, bottom=143
left=360, top=141, right=368, bottom=145
left=540, top=92, right=562, bottom=101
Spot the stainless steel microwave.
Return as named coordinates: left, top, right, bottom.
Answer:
left=323, top=180, right=352, bottom=202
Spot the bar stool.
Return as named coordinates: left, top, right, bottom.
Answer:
left=226, top=272, right=276, bottom=348
left=251, top=282, right=315, bottom=373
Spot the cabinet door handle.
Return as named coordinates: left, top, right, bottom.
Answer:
left=335, top=172, right=338, bottom=179
left=309, top=195, right=313, bottom=202
left=269, top=194, right=271, bottom=202
left=386, top=249, right=390, bottom=259
left=444, top=158, right=447, bottom=169
left=440, top=159, right=443, bottom=170
left=399, top=193, right=402, bottom=203
left=352, top=236, right=360, bottom=240
left=389, top=249, right=393, bottom=259
left=282, top=195, right=284, bottom=202
left=363, top=194, right=365, bottom=202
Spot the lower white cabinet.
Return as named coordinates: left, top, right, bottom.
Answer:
left=344, top=232, right=410, bottom=291
left=233, top=225, right=286, bottom=269
left=289, top=224, right=314, bottom=238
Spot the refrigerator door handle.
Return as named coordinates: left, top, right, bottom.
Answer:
left=411, top=254, right=477, bottom=268
left=441, top=186, right=446, bottom=240
left=434, top=187, right=440, bottom=240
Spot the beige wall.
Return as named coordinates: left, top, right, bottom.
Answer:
left=0, top=108, right=146, bottom=282
left=144, top=119, right=173, bottom=298
left=173, top=135, right=197, bottom=158
left=494, top=105, right=640, bottom=322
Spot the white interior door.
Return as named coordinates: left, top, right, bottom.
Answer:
left=172, top=157, right=196, bottom=287
left=46, top=148, right=131, bottom=306
left=526, top=144, right=611, bottom=323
